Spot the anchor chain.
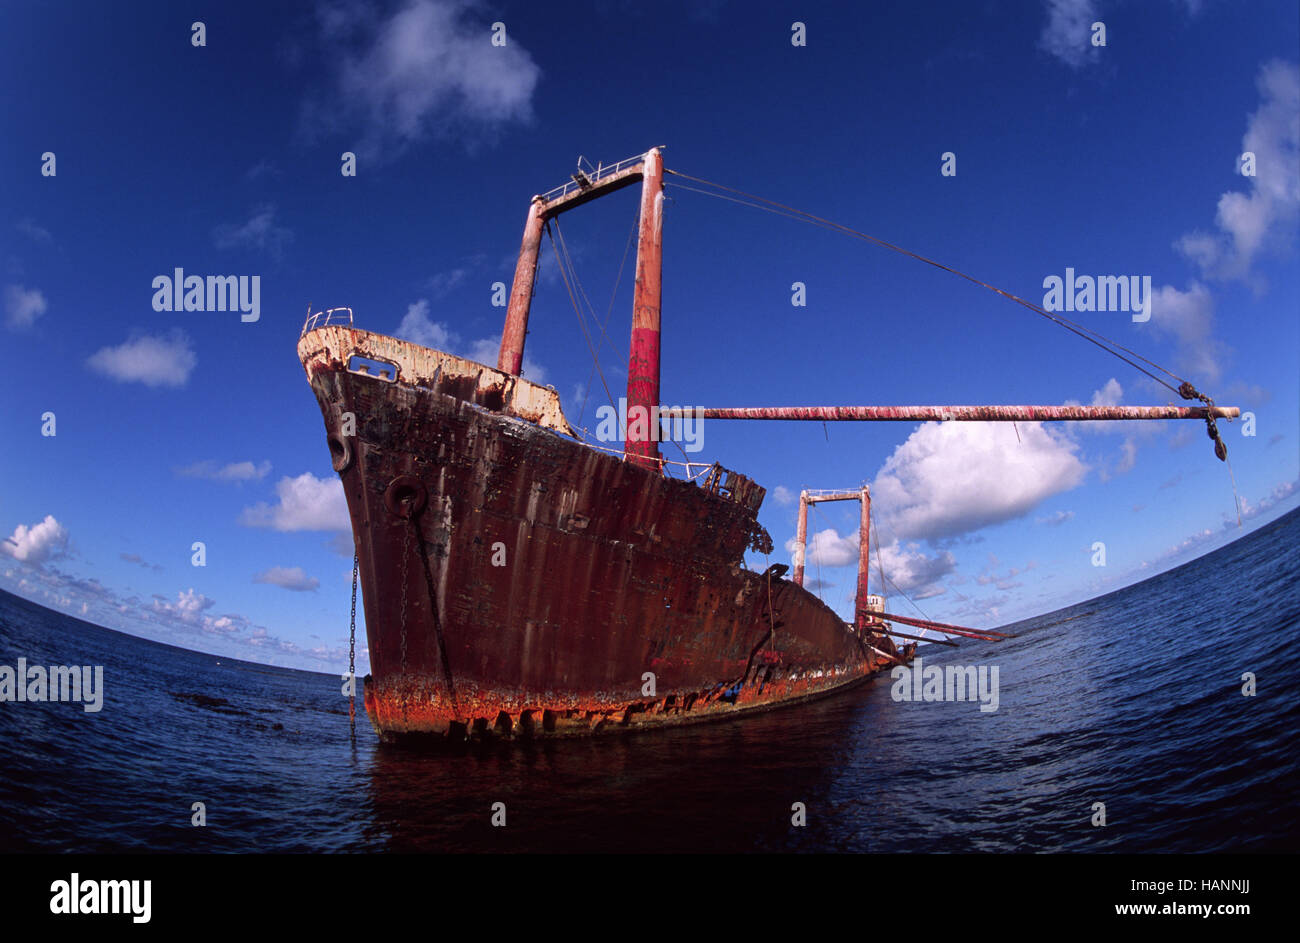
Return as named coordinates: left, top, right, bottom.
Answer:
left=348, top=551, right=358, bottom=742
left=399, top=523, right=411, bottom=671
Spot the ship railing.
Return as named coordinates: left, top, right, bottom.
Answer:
left=301, top=306, right=354, bottom=337
left=537, top=152, right=651, bottom=204
left=577, top=437, right=713, bottom=481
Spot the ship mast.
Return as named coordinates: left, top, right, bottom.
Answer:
left=497, top=147, right=666, bottom=470
left=791, top=487, right=875, bottom=633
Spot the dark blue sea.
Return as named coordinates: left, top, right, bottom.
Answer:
left=2, top=507, right=1297, bottom=854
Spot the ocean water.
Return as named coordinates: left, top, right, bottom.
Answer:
left=2, top=506, right=1297, bottom=854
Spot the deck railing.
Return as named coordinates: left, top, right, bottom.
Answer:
left=301, top=306, right=354, bottom=337
left=537, top=151, right=653, bottom=204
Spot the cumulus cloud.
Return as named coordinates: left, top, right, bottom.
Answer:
left=0, top=562, right=360, bottom=671
left=871, top=421, right=1086, bottom=543
left=213, top=205, right=293, bottom=258
left=1038, top=0, right=1100, bottom=69
left=305, top=0, right=541, bottom=160
left=86, top=330, right=196, bottom=387
left=253, top=566, right=320, bottom=592
left=4, top=284, right=48, bottom=329
left=1, top=515, right=69, bottom=565
left=785, top=527, right=859, bottom=568
left=876, top=541, right=958, bottom=597
left=395, top=300, right=454, bottom=348
left=1176, top=60, right=1300, bottom=282
left=176, top=460, right=272, bottom=481
left=772, top=485, right=796, bottom=506
left=781, top=526, right=955, bottom=600
left=1065, top=378, right=1128, bottom=435
left=1146, top=282, right=1224, bottom=382
left=240, top=473, right=350, bottom=531
left=152, top=588, right=215, bottom=624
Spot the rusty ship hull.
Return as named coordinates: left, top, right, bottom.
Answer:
left=300, top=324, right=903, bottom=741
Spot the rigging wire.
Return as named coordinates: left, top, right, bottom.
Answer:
left=546, top=221, right=617, bottom=414
left=553, top=212, right=694, bottom=466
left=555, top=218, right=624, bottom=365
left=869, top=513, right=933, bottom=625
left=665, top=166, right=1243, bottom=522
left=664, top=169, right=1197, bottom=398
left=578, top=207, right=639, bottom=425
left=867, top=511, right=929, bottom=645
left=559, top=210, right=696, bottom=466
left=809, top=503, right=826, bottom=604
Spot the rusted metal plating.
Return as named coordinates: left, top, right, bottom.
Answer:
left=299, top=325, right=575, bottom=438
left=300, top=333, right=906, bottom=741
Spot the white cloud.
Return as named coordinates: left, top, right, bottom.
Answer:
left=876, top=541, right=958, bottom=597
left=0, top=561, right=360, bottom=671
left=1064, top=378, right=1145, bottom=479
left=177, top=460, right=272, bottom=481
left=240, top=473, right=350, bottom=531
left=213, top=205, right=293, bottom=258
left=395, top=300, right=454, bottom=348
left=307, top=0, right=541, bottom=159
left=772, top=485, right=795, bottom=506
left=1038, top=0, right=1099, bottom=69
left=1090, top=377, right=1122, bottom=407
left=871, top=421, right=1086, bottom=542
left=253, top=566, right=320, bottom=592
left=1176, top=60, right=1300, bottom=281
left=4, top=284, right=48, bottom=329
left=1147, top=282, right=1223, bottom=382
left=781, top=527, right=954, bottom=605
left=1036, top=510, right=1075, bottom=526
left=86, top=331, right=196, bottom=387
left=1, top=515, right=69, bottom=564
left=1065, top=378, right=1126, bottom=434
left=152, top=588, right=215, bottom=625
left=785, top=527, right=859, bottom=568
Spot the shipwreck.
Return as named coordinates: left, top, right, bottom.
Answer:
left=298, top=148, right=1238, bottom=742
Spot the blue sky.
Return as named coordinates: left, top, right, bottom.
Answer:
left=2, top=0, right=1297, bottom=671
